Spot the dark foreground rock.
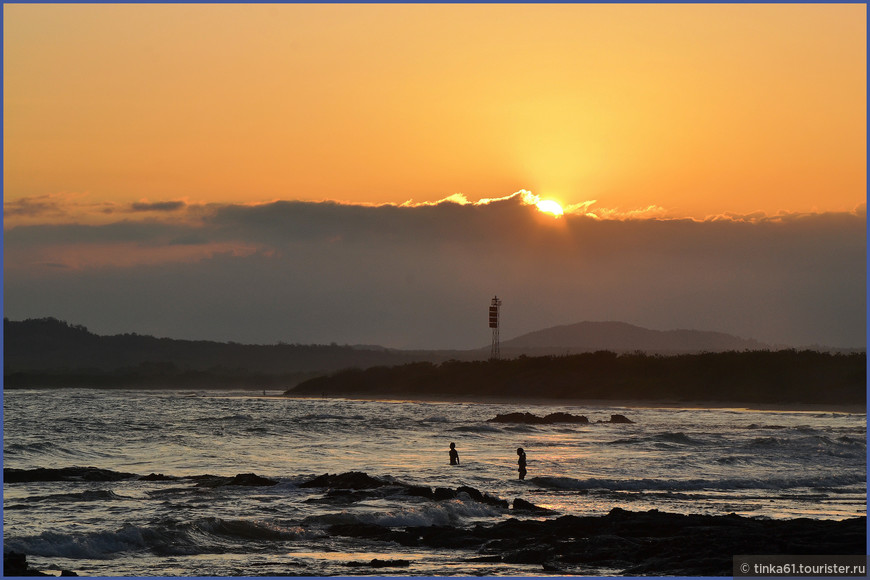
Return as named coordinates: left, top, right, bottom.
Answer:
left=512, top=498, right=557, bottom=514
left=326, top=507, right=866, bottom=576
left=4, top=551, right=78, bottom=577
left=3, top=467, right=138, bottom=483
left=345, top=558, right=410, bottom=568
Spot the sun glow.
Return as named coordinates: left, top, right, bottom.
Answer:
left=536, top=199, right=564, bottom=217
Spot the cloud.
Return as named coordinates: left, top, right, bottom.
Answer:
left=129, top=200, right=187, bottom=212
left=3, top=192, right=865, bottom=349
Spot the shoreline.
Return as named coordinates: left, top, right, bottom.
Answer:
left=285, top=392, right=867, bottom=414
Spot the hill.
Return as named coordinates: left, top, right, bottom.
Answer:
left=495, top=321, right=769, bottom=355
left=2, top=317, right=848, bottom=390
left=2, top=318, right=453, bottom=388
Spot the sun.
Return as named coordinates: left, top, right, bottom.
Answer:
left=536, top=199, right=564, bottom=217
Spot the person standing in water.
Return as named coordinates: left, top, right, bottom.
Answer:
left=449, top=442, right=460, bottom=465
left=516, top=447, right=527, bottom=480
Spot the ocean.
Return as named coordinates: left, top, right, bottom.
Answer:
left=2, top=388, right=866, bottom=576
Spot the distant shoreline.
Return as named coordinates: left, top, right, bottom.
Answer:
left=285, top=392, right=867, bottom=414
left=6, top=385, right=864, bottom=414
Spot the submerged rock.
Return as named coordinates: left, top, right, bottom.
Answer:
left=193, top=473, right=278, bottom=487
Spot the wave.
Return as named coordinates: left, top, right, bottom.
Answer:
left=202, top=414, right=254, bottom=422
left=305, top=498, right=504, bottom=529
left=298, top=413, right=366, bottom=421
left=3, top=517, right=304, bottom=560
left=610, top=432, right=705, bottom=446
left=448, top=424, right=502, bottom=434
left=529, top=473, right=866, bottom=492
left=22, top=490, right=129, bottom=503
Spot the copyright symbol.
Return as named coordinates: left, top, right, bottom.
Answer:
left=740, top=562, right=751, bottom=574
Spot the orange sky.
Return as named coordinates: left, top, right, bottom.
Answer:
left=4, top=3, right=866, bottom=220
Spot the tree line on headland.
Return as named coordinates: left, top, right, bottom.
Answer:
left=289, top=350, right=866, bottom=406
left=4, top=317, right=865, bottom=405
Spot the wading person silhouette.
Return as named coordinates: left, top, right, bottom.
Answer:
left=449, top=442, right=460, bottom=465
left=516, top=447, right=527, bottom=480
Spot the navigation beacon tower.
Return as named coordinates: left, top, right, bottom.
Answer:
left=489, top=295, right=502, bottom=360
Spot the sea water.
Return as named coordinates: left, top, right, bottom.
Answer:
left=2, top=389, right=866, bottom=576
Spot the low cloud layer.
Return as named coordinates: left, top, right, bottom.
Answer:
left=3, top=193, right=865, bottom=349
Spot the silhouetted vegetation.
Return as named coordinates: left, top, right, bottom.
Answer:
left=3, top=317, right=453, bottom=388
left=289, top=350, right=866, bottom=405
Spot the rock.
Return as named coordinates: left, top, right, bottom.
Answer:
left=512, top=498, right=556, bottom=514
left=344, top=558, right=410, bottom=568
left=543, top=412, right=589, bottom=424
left=4, top=467, right=137, bottom=483
left=404, top=485, right=435, bottom=499
left=227, top=473, right=278, bottom=486
left=139, top=473, right=177, bottom=481
left=487, top=412, right=544, bottom=423
left=299, top=471, right=386, bottom=489
left=369, top=559, right=410, bottom=568
left=325, top=507, right=867, bottom=577
left=487, top=412, right=589, bottom=424
left=3, top=552, right=54, bottom=576
left=432, top=487, right=457, bottom=500
left=608, top=414, right=634, bottom=423
left=457, top=486, right=510, bottom=508
left=193, top=473, right=278, bottom=487
left=502, top=545, right=555, bottom=564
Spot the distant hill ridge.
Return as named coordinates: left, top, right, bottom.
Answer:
left=499, top=321, right=769, bottom=354
left=1, top=316, right=807, bottom=388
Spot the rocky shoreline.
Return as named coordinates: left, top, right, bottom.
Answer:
left=325, top=507, right=866, bottom=576
left=5, top=469, right=866, bottom=576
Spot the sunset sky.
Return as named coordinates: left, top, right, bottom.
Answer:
left=3, top=3, right=866, bottom=349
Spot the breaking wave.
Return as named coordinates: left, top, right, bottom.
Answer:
left=4, top=517, right=304, bottom=560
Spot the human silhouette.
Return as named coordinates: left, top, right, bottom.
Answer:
left=516, top=447, right=527, bottom=480
left=449, top=442, right=460, bottom=465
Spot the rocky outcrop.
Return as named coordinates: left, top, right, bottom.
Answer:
left=299, top=471, right=387, bottom=489
left=487, top=412, right=590, bottom=424
left=325, top=507, right=867, bottom=576
left=601, top=414, right=634, bottom=424
left=512, top=498, right=556, bottom=514
left=3, top=552, right=78, bottom=577
left=345, top=559, right=410, bottom=568
left=488, top=412, right=634, bottom=424
left=3, top=467, right=138, bottom=483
